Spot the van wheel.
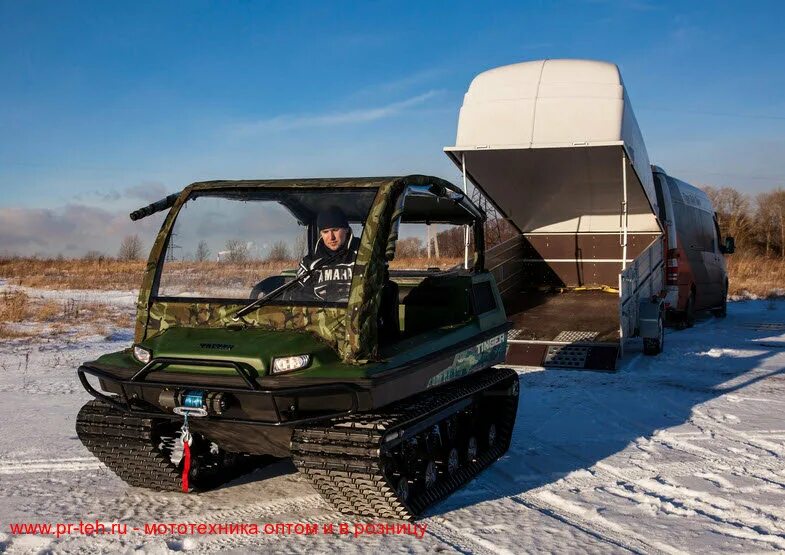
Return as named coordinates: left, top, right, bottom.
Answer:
left=712, top=287, right=728, bottom=318
left=683, top=292, right=696, bottom=328
left=643, top=312, right=664, bottom=356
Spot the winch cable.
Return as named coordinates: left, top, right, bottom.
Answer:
left=180, top=412, right=192, bottom=492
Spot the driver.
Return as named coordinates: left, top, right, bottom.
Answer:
left=294, top=206, right=360, bottom=301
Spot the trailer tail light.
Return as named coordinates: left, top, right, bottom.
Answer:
left=666, top=249, right=679, bottom=285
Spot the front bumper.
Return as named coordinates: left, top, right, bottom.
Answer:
left=78, top=359, right=368, bottom=427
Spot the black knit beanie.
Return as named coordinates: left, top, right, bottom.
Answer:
left=316, top=206, right=349, bottom=230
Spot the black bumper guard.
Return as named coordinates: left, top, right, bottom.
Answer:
left=77, top=358, right=363, bottom=427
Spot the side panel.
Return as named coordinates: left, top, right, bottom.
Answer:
left=620, top=235, right=665, bottom=340
left=520, top=232, right=660, bottom=288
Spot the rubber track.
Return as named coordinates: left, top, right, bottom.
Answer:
left=291, top=367, right=519, bottom=520
left=76, top=400, right=260, bottom=492
left=76, top=399, right=185, bottom=491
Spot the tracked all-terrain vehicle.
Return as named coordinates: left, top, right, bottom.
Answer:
left=76, top=175, right=519, bottom=519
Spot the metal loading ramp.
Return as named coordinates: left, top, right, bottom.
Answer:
left=445, top=59, right=665, bottom=370
left=502, top=289, right=621, bottom=371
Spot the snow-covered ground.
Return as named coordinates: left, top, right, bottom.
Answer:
left=1, top=287, right=785, bottom=554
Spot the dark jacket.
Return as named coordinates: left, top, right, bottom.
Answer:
left=293, top=233, right=360, bottom=302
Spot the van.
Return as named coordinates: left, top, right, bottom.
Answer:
left=652, top=166, right=735, bottom=326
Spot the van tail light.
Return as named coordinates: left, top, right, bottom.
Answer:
left=666, top=249, right=679, bottom=285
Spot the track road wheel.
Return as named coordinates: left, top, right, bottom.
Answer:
left=643, top=311, right=665, bottom=356
left=423, top=459, right=438, bottom=490
left=487, top=423, right=498, bottom=448
left=466, top=435, right=478, bottom=463
left=396, top=477, right=410, bottom=502
left=446, top=447, right=460, bottom=475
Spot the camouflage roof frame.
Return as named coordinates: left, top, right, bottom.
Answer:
left=132, top=175, right=486, bottom=363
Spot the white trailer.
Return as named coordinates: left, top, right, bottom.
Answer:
left=445, top=59, right=666, bottom=370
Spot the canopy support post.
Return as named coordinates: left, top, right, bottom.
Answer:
left=621, top=152, right=629, bottom=271
left=462, top=153, right=470, bottom=269
left=618, top=150, right=629, bottom=359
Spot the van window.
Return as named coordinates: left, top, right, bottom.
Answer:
left=713, top=215, right=723, bottom=248
left=653, top=174, right=669, bottom=223
left=674, top=202, right=699, bottom=250
left=698, top=211, right=716, bottom=252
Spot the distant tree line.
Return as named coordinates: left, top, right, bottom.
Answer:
left=97, top=235, right=298, bottom=264
left=702, top=186, right=785, bottom=258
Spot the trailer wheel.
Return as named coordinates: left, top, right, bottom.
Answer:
left=643, top=312, right=664, bottom=356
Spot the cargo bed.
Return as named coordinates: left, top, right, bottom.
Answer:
left=506, top=289, right=620, bottom=343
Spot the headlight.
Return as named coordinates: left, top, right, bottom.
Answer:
left=133, top=345, right=152, bottom=364
left=271, top=354, right=311, bottom=374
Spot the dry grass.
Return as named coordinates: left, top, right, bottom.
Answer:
left=0, top=324, right=26, bottom=339
left=0, top=291, right=133, bottom=341
left=727, top=256, right=785, bottom=297
left=1, top=255, right=782, bottom=340
left=158, top=260, right=297, bottom=296
left=0, top=258, right=146, bottom=290
left=0, top=256, right=469, bottom=292
left=34, top=300, right=61, bottom=321
left=0, top=257, right=306, bottom=292
left=0, top=290, right=30, bottom=322
left=389, top=257, right=463, bottom=270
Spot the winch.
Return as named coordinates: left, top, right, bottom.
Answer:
left=158, top=389, right=229, bottom=416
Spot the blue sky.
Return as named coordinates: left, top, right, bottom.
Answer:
left=1, top=0, right=784, bottom=255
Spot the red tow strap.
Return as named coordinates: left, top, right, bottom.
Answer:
left=182, top=440, right=191, bottom=492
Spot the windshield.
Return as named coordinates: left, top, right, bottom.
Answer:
left=154, top=188, right=377, bottom=305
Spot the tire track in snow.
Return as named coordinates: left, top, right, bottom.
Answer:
left=509, top=427, right=785, bottom=551
left=512, top=490, right=681, bottom=555
left=650, top=431, right=785, bottom=489
left=561, top=434, right=785, bottom=547
left=0, top=457, right=103, bottom=475
left=690, top=407, right=785, bottom=458
left=592, top=462, right=785, bottom=549
left=472, top=471, right=678, bottom=555
left=425, top=516, right=513, bottom=555
left=581, top=376, right=785, bottom=508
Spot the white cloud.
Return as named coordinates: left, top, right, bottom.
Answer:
left=0, top=204, right=163, bottom=258
left=231, top=90, right=443, bottom=135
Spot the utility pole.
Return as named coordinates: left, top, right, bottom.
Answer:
left=166, top=231, right=181, bottom=262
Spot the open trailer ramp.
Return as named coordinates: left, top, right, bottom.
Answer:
left=446, top=59, right=666, bottom=370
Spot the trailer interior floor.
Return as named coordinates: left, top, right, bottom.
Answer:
left=506, top=289, right=620, bottom=342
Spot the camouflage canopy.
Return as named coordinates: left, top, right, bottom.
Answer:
left=133, top=175, right=485, bottom=363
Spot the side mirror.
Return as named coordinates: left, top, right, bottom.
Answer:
left=721, top=236, right=735, bottom=254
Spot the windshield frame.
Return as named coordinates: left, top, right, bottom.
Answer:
left=149, top=186, right=378, bottom=308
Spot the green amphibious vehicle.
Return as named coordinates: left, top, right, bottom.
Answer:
left=75, top=175, right=519, bottom=519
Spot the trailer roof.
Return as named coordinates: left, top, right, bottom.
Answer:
left=447, top=59, right=648, bottom=155
left=444, top=59, right=659, bottom=234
